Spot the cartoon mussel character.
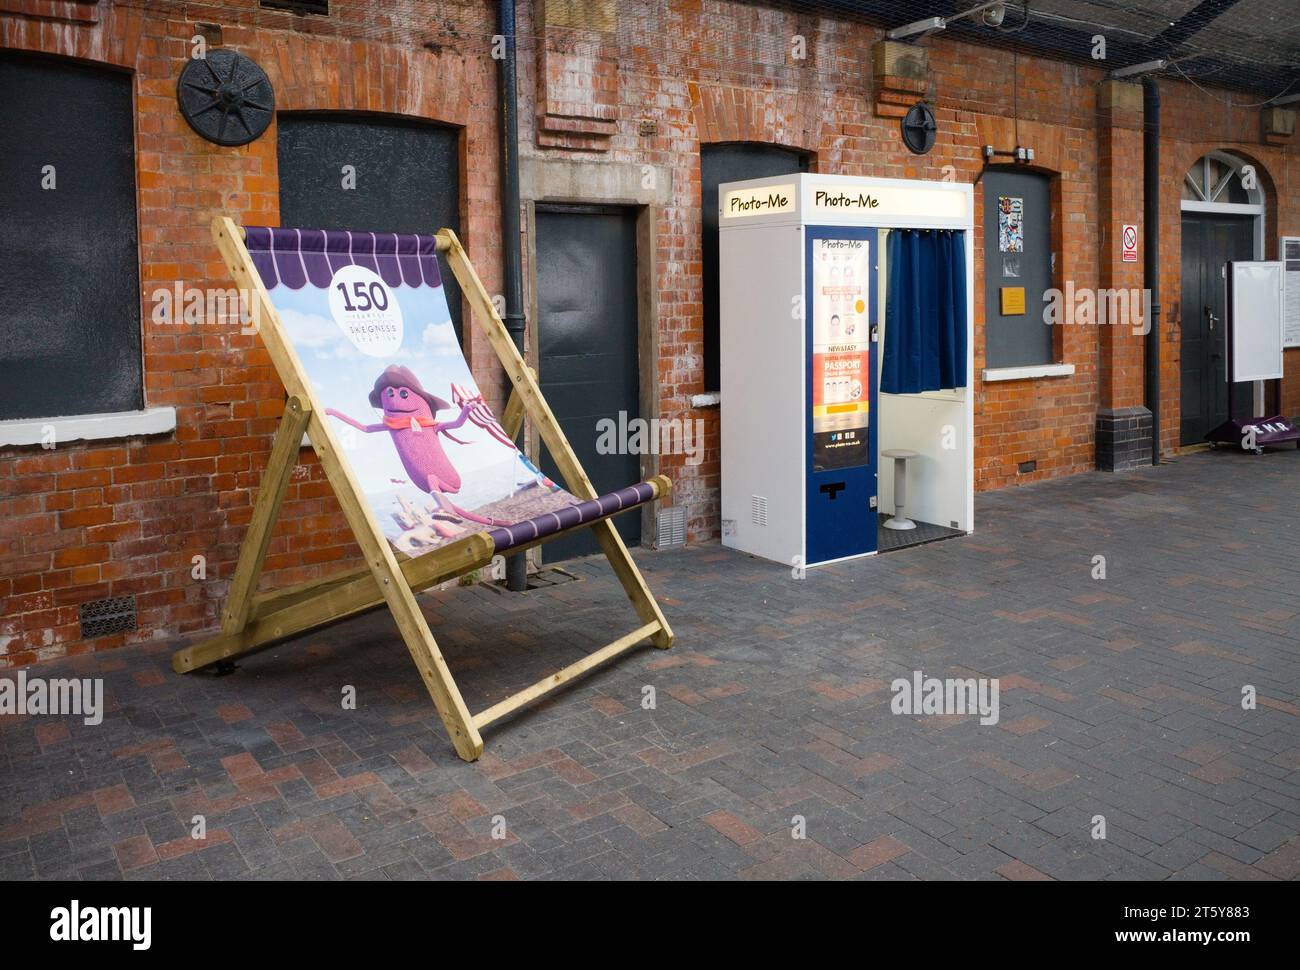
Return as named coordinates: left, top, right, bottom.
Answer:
left=326, top=365, right=504, bottom=538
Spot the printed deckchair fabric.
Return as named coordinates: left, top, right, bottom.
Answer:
left=172, top=218, right=674, bottom=762
left=242, top=226, right=657, bottom=557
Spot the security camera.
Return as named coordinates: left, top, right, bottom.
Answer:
left=982, top=2, right=1006, bottom=27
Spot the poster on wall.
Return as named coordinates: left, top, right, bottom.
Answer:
left=245, top=228, right=571, bottom=557
left=1283, top=236, right=1300, bottom=348
left=811, top=237, right=870, bottom=470
left=998, top=196, right=1024, bottom=253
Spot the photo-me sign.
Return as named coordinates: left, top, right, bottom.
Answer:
left=723, top=183, right=797, bottom=218
left=809, top=183, right=969, bottom=220
left=720, top=177, right=971, bottom=227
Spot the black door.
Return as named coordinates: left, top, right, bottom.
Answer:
left=701, top=144, right=809, bottom=391
left=1180, top=213, right=1254, bottom=443
left=277, top=113, right=463, bottom=339
left=983, top=169, right=1053, bottom=368
left=535, top=206, right=640, bottom=561
left=0, top=52, right=141, bottom=420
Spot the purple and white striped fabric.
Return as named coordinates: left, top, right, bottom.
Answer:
left=243, top=226, right=443, bottom=291
left=487, top=482, right=657, bottom=554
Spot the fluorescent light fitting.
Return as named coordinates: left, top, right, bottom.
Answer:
left=887, top=16, right=945, bottom=41
left=1108, top=59, right=1167, bottom=79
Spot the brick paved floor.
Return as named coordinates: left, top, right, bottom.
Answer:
left=2, top=449, right=1299, bottom=880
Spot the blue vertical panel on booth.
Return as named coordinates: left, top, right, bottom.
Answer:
left=805, top=227, right=878, bottom=564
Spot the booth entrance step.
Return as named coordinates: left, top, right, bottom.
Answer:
left=876, top=514, right=963, bottom=553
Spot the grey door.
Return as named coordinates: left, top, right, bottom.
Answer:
left=1180, top=214, right=1254, bottom=443
left=277, top=113, right=462, bottom=339
left=701, top=144, right=809, bottom=391
left=983, top=170, right=1052, bottom=368
left=535, top=206, right=640, bottom=561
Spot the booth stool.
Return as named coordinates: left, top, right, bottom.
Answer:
left=881, top=449, right=919, bottom=531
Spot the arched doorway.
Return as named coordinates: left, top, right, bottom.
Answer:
left=1179, top=151, right=1266, bottom=443
left=701, top=144, right=810, bottom=393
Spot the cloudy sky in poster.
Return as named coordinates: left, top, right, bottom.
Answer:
left=268, top=273, right=526, bottom=532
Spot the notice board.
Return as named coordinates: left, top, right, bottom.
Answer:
left=1229, top=261, right=1284, bottom=382
left=1283, top=236, right=1300, bottom=348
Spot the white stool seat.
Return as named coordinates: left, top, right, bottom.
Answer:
left=881, top=449, right=919, bottom=530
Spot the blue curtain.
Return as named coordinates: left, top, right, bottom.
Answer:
left=881, top=229, right=967, bottom=394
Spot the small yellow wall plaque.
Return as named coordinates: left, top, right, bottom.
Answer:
left=1000, top=286, right=1026, bottom=316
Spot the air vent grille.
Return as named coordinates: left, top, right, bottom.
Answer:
left=260, top=0, right=329, bottom=14
left=751, top=494, right=768, bottom=527
left=79, top=595, right=137, bottom=639
left=657, top=506, right=687, bottom=548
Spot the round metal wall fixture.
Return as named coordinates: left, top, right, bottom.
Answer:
left=176, top=49, right=274, bottom=147
left=900, top=102, right=937, bottom=155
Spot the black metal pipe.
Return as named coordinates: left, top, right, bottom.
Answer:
left=498, top=0, right=528, bottom=591
left=1143, top=76, right=1161, bottom=466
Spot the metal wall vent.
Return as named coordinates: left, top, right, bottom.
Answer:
left=751, top=494, right=768, bottom=527
left=79, top=595, right=137, bottom=639
left=657, top=506, right=687, bottom=548
left=261, top=0, right=329, bottom=13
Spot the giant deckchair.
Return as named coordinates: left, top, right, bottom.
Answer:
left=171, top=218, right=673, bottom=762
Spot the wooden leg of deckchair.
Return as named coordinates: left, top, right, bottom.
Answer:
left=205, top=218, right=484, bottom=762
left=500, top=366, right=535, bottom=441
left=221, top=396, right=311, bottom=637
left=382, top=573, right=485, bottom=762
left=173, top=532, right=494, bottom=675
left=589, top=519, right=674, bottom=649
left=439, top=229, right=673, bottom=651
left=305, top=412, right=485, bottom=763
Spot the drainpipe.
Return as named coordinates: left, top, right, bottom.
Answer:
left=1143, top=76, right=1161, bottom=466
left=498, top=0, right=529, bottom=591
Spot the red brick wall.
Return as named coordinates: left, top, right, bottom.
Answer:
left=2, top=0, right=1297, bottom=667
left=1160, top=80, right=1300, bottom=450
left=517, top=2, right=1298, bottom=510
left=0, top=0, right=500, bottom=666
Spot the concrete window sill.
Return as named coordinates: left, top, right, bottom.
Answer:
left=982, top=363, right=1075, bottom=383
left=0, top=407, right=177, bottom=448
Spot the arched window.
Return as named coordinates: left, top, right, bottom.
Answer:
left=1181, top=151, right=1264, bottom=209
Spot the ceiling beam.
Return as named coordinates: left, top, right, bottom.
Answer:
left=1148, top=0, right=1245, bottom=54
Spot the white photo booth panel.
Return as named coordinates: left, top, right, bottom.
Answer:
left=719, top=174, right=974, bottom=568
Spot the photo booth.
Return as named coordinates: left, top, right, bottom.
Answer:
left=718, top=174, right=974, bottom=567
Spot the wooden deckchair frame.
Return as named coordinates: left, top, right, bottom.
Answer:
left=171, top=217, right=673, bottom=762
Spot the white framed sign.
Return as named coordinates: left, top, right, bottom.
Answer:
left=808, top=182, right=968, bottom=220
left=1229, top=261, right=1284, bottom=382
left=722, top=183, right=797, bottom=219
left=1282, top=236, right=1300, bottom=348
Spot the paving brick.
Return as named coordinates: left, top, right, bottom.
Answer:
left=2, top=454, right=1298, bottom=880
